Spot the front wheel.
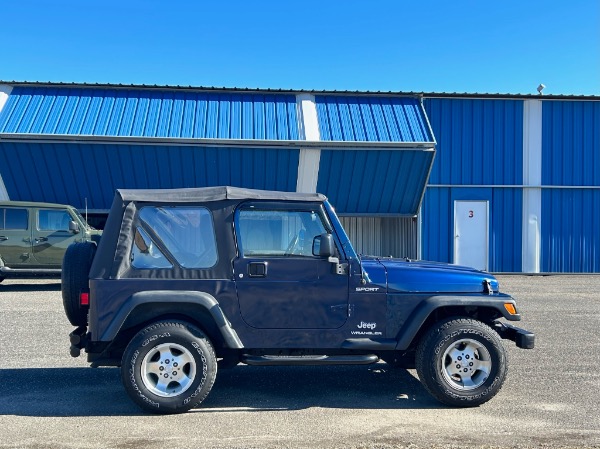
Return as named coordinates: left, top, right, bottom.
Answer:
left=415, top=317, right=508, bottom=407
left=121, top=321, right=217, bottom=414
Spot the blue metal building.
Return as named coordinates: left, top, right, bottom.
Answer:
left=421, top=95, right=600, bottom=273
left=0, top=82, right=598, bottom=272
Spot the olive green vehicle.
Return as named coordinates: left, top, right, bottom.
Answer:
left=0, top=201, right=101, bottom=282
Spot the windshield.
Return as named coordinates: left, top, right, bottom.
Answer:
left=72, top=208, right=95, bottom=230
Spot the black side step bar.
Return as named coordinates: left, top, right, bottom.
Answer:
left=241, top=354, right=379, bottom=366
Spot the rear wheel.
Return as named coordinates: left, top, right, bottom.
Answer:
left=121, top=321, right=217, bottom=414
left=415, top=317, right=508, bottom=407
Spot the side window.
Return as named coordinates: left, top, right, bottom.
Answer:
left=0, top=208, right=29, bottom=230
left=238, top=209, right=328, bottom=257
left=138, top=206, right=218, bottom=269
left=38, top=209, right=71, bottom=231
left=131, top=227, right=172, bottom=269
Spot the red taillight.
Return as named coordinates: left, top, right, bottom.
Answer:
left=80, top=292, right=90, bottom=306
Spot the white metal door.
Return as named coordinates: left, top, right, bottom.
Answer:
left=454, top=201, right=489, bottom=271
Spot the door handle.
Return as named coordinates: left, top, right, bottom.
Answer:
left=34, top=237, right=48, bottom=244
left=0, top=236, right=7, bottom=242
left=248, top=262, right=267, bottom=278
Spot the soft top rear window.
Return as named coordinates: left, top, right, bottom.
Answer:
left=139, top=206, right=218, bottom=269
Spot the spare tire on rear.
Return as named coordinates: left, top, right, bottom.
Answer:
left=62, top=241, right=96, bottom=326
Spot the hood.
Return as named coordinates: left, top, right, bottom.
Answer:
left=361, top=257, right=499, bottom=294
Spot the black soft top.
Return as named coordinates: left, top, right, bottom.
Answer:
left=116, top=186, right=326, bottom=203
left=90, top=187, right=327, bottom=280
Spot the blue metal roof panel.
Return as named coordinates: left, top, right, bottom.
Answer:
left=316, top=96, right=434, bottom=143
left=542, top=100, right=600, bottom=186
left=0, top=142, right=299, bottom=209
left=317, top=149, right=434, bottom=215
left=0, top=87, right=300, bottom=140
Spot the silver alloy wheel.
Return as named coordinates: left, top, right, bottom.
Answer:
left=141, top=342, right=197, bottom=398
left=441, top=338, right=492, bottom=391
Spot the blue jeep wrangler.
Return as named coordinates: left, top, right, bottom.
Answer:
left=63, top=187, right=534, bottom=414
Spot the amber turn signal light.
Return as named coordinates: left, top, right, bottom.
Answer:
left=503, top=303, right=517, bottom=315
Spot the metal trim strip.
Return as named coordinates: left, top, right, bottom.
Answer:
left=0, top=133, right=435, bottom=150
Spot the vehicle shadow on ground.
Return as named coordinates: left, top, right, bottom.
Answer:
left=0, top=282, right=61, bottom=292
left=0, top=364, right=443, bottom=417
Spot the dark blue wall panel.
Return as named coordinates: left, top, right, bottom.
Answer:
left=542, top=101, right=600, bottom=186
left=421, top=97, right=524, bottom=272
left=424, top=98, right=523, bottom=186
left=0, top=142, right=299, bottom=210
left=541, top=101, right=600, bottom=272
left=541, top=189, right=600, bottom=272
left=317, top=149, right=434, bottom=215
left=421, top=187, right=522, bottom=272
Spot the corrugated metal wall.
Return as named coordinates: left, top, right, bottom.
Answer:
left=315, top=95, right=434, bottom=143
left=425, top=98, right=523, bottom=185
left=317, top=149, right=434, bottom=215
left=542, top=189, right=600, bottom=272
left=0, top=142, right=299, bottom=210
left=541, top=101, right=600, bottom=272
left=0, top=87, right=300, bottom=140
left=314, top=95, right=435, bottom=216
left=422, top=98, right=524, bottom=272
left=339, top=216, right=417, bottom=258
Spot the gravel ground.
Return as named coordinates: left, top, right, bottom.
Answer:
left=0, top=275, right=599, bottom=448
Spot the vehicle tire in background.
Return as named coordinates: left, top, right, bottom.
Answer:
left=415, top=317, right=508, bottom=407
left=61, top=241, right=96, bottom=326
left=121, top=321, right=217, bottom=414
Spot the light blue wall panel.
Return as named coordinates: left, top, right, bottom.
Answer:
left=0, top=87, right=300, bottom=140
left=316, top=96, right=434, bottom=143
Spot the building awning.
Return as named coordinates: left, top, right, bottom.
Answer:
left=315, top=96, right=435, bottom=215
left=0, top=85, right=436, bottom=214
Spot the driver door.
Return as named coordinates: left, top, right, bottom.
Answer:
left=233, top=203, right=349, bottom=329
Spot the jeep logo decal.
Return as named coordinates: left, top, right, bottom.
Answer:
left=357, top=321, right=377, bottom=330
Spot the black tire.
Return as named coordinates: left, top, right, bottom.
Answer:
left=415, top=317, right=508, bottom=407
left=121, top=321, right=217, bottom=414
left=61, top=241, right=96, bottom=326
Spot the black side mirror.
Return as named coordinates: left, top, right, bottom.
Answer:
left=313, top=233, right=335, bottom=257
left=68, top=220, right=81, bottom=234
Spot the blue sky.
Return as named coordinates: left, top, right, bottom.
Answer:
left=1, top=1, right=598, bottom=95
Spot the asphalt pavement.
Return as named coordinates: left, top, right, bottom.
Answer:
left=0, top=275, right=598, bottom=448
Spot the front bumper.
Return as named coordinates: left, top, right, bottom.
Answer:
left=493, top=321, right=535, bottom=349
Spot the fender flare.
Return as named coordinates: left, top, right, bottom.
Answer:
left=394, top=294, right=519, bottom=350
left=100, top=290, right=244, bottom=349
